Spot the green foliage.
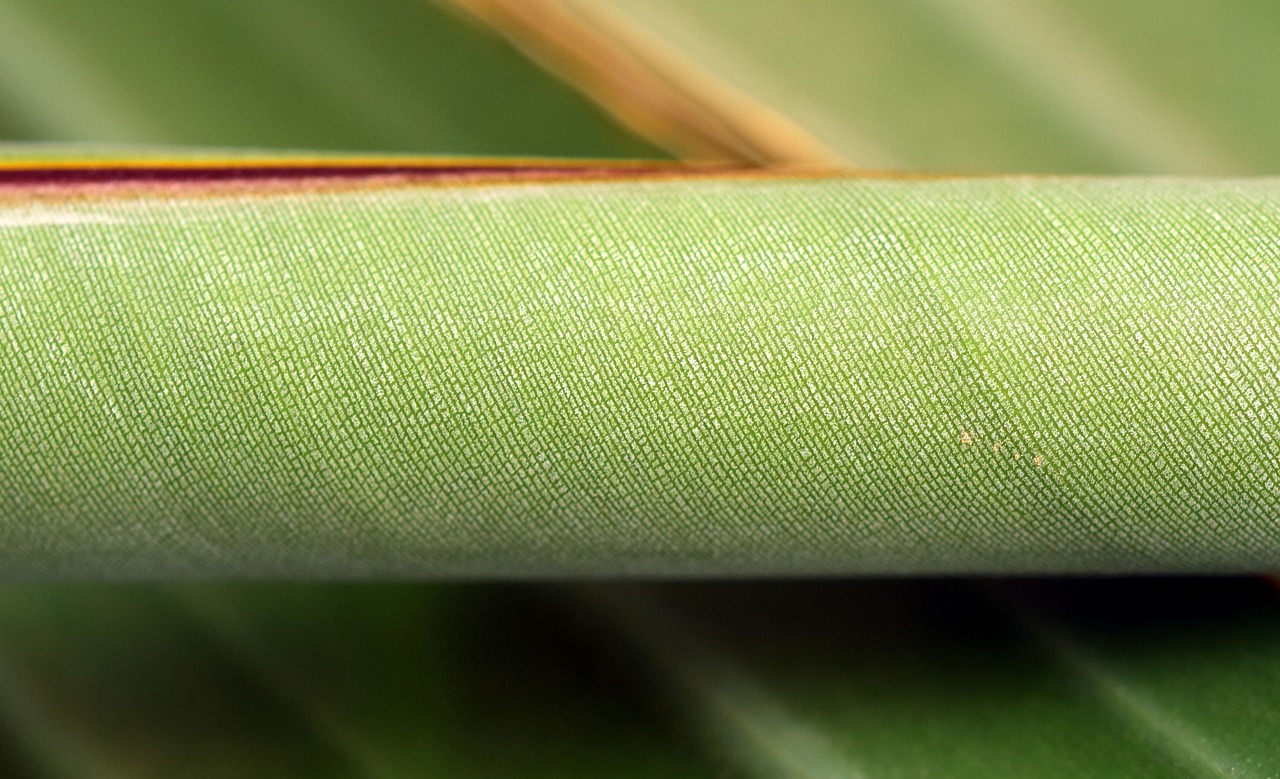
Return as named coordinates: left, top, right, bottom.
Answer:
left=0, top=579, right=1277, bottom=776
left=0, top=0, right=1276, bottom=774
left=0, top=584, right=723, bottom=776
left=589, top=577, right=1280, bottom=777
left=0, top=0, right=661, bottom=157
left=610, top=0, right=1280, bottom=173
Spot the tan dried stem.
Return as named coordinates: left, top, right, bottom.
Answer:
left=440, top=0, right=843, bottom=167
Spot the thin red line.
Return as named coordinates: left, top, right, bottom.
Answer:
left=0, top=164, right=672, bottom=186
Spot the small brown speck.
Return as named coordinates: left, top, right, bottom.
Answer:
left=1013, top=453, right=1021, bottom=460
left=1032, top=455, right=1044, bottom=467
left=960, top=432, right=974, bottom=445
left=992, top=442, right=1004, bottom=453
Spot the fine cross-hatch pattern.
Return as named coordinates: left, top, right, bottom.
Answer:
left=1, top=170, right=1277, bottom=575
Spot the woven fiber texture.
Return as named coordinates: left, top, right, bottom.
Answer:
left=0, top=175, right=1276, bottom=576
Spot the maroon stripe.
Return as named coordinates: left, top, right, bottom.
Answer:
left=0, top=164, right=666, bottom=186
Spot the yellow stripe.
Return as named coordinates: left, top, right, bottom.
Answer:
left=0, top=156, right=707, bottom=172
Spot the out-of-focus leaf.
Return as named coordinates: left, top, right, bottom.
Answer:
left=0, top=0, right=662, bottom=158
left=595, top=0, right=1280, bottom=173
left=0, top=578, right=1276, bottom=776
left=0, top=583, right=727, bottom=777
left=0, top=154, right=1277, bottom=575
left=586, top=577, right=1280, bottom=777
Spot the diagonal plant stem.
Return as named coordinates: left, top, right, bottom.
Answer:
left=438, top=0, right=842, bottom=165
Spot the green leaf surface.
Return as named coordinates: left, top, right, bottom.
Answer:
left=604, top=0, right=1280, bottom=173
left=0, top=0, right=662, bottom=158
left=0, top=159, right=1276, bottom=575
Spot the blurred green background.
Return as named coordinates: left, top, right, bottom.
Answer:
left=0, top=0, right=660, bottom=157
left=3, top=0, right=1277, bottom=173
